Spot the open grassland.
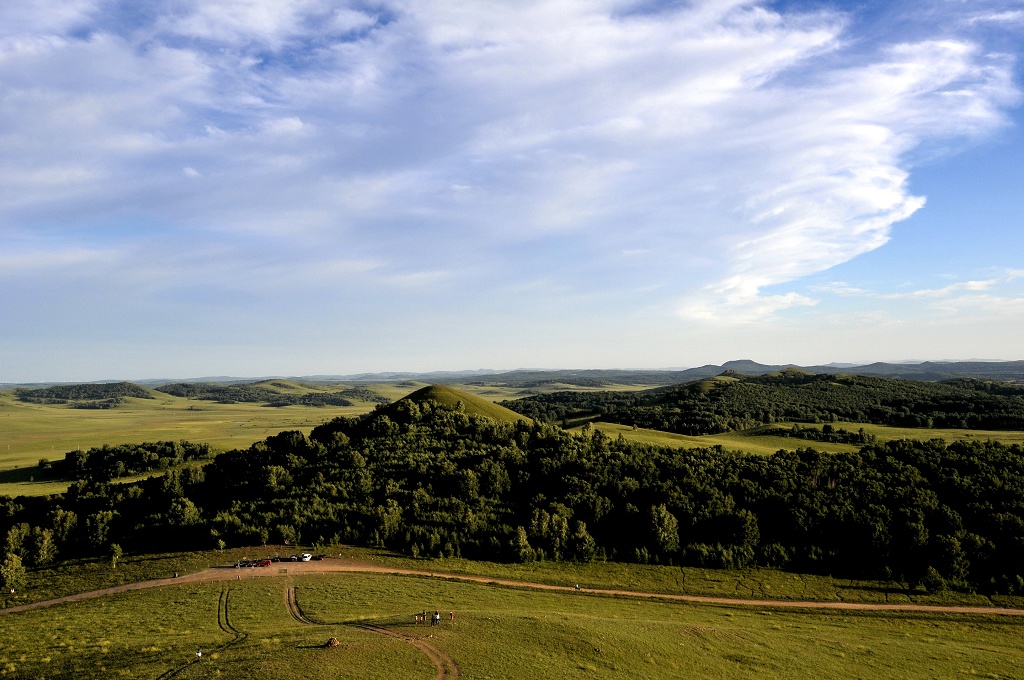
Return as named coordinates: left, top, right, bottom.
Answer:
left=7, top=545, right=1023, bottom=618
left=2, top=564, right=1023, bottom=679
left=0, top=393, right=377, bottom=496
left=585, top=421, right=1024, bottom=455
left=0, top=393, right=371, bottom=467
left=581, top=422, right=860, bottom=454
left=298, top=572, right=1024, bottom=679
left=343, top=548, right=1024, bottom=610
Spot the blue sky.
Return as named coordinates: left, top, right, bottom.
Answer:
left=2, top=0, right=1023, bottom=382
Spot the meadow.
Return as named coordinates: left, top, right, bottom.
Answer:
left=0, top=389, right=390, bottom=497
left=584, top=420, right=1024, bottom=455
left=2, top=557, right=1023, bottom=679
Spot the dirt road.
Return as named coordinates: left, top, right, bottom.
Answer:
left=4, top=558, right=1024, bottom=618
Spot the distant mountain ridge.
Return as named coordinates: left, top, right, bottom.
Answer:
left=4, top=360, right=1024, bottom=390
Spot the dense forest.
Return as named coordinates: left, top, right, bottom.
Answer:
left=39, top=441, right=213, bottom=483
left=15, top=381, right=154, bottom=406
left=154, top=382, right=389, bottom=407
left=501, top=372, right=1024, bottom=434
left=3, top=396, right=1024, bottom=595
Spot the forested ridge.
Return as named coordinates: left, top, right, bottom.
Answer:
left=501, top=372, right=1024, bottom=434
left=39, top=441, right=213, bottom=483
left=154, top=381, right=388, bottom=407
left=4, top=396, right=1024, bottom=595
left=15, top=381, right=154, bottom=406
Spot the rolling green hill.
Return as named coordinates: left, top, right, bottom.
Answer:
left=396, top=384, right=531, bottom=424
left=503, top=372, right=1024, bottom=435
left=154, top=380, right=389, bottom=407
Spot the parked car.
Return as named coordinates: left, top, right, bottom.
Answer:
left=312, top=554, right=326, bottom=561
left=300, top=553, right=312, bottom=562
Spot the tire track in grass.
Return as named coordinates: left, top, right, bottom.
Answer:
left=219, top=586, right=248, bottom=648
left=286, top=585, right=458, bottom=680
left=157, top=586, right=246, bottom=679
left=154, top=585, right=244, bottom=675
left=349, top=620, right=458, bottom=680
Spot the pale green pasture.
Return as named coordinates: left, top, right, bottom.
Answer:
left=4, top=545, right=1024, bottom=678
left=588, top=421, right=1024, bottom=456
left=584, top=422, right=860, bottom=455
left=344, top=548, right=1024, bottom=609
left=0, top=393, right=370, bottom=464
left=832, top=421, right=1024, bottom=446
left=0, top=392, right=377, bottom=497
left=10, top=545, right=1022, bottom=614
left=0, top=577, right=423, bottom=679
left=299, top=572, right=1024, bottom=679
left=4, top=570, right=1021, bottom=679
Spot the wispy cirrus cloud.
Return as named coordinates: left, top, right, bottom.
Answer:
left=0, top=1, right=1021, bottom=378
left=815, top=270, right=1024, bottom=301
left=967, top=10, right=1024, bottom=26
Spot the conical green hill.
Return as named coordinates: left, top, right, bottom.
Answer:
left=397, top=385, right=531, bottom=423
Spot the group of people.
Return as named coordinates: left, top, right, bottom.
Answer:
left=414, top=610, right=454, bottom=626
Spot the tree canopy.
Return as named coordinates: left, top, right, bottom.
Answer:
left=3, top=394, right=1024, bottom=595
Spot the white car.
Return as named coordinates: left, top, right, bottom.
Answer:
left=300, top=553, right=312, bottom=561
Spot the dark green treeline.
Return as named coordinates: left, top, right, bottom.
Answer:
left=3, top=399, right=1024, bottom=594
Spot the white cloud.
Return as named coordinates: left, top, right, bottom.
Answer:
left=814, top=270, right=1024, bottom=302
left=967, top=10, right=1024, bottom=26
left=0, top=1, right=98, bottom=38
left=0, top=0, right=1020, bottom=371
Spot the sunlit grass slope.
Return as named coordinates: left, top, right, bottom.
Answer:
left=581, top=422, right=860, bottom=455
left=399, top=385, right=532, bottom=423
left=2, top=567, right=1023, bottom=679
left=585, top=421, right=1024, bottom=455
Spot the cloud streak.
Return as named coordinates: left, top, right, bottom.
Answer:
left=0, top=1, right=1021, bottom=377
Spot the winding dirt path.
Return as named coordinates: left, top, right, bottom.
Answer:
left=4, top=558, right=1024, bottom=619
left=349, top=620, right=458, bottom=680
left=286, top=584, right=458, bottom=680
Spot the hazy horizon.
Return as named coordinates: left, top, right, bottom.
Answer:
left=6, top=357, right=1024, bottom=387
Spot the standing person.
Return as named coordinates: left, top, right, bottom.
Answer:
left=449, top=611, right=454, bottom=623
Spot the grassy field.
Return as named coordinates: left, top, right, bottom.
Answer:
left=0, top=393, right=373, bottom=467
left=584, top=421, right=1024, bottom=455
left=0, top=391, right=385, bottom=497
left=2, top=559, right=1023, bottom=679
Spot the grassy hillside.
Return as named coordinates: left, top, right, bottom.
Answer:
left=2, top=562, right=1022, bottom=678
left=577, top=422, right=861, bottom=455
left=585, top=420, right=1024, bottom=454
left=397, top=385, right=532, bottom=423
